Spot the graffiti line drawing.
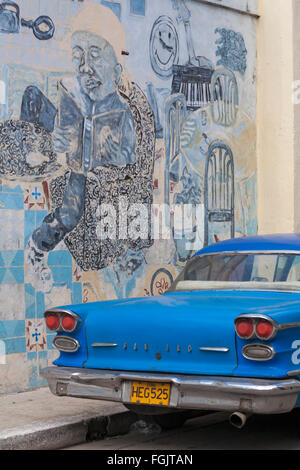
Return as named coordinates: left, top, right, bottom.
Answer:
left=149, top=16, right=179, bottom=79
left=162, top=0, right=249, bottom=258
left=146, top=83, right=170, bottom=138
left=215, top=28, right=247, bottom=75
left=150, top=268, right=174, bottom=296
left=174, top=166, right=202, bottom=206
left=164, top=93, right=187, bottom=207
left=0, top=0, right=55, bottom=40
left=24, top=4, right=155, bottom=289
left=0, top=119, right=59, bottom=181
left=210, top=68, right=239, bottom=127
left=60, top=80, right=155, bottom=272
left=204, top=141, right=234, bottom=246
left=171, top=0, right=215, bottom=111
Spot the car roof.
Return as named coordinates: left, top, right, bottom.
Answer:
left=195, top=233, right=300, bottom=256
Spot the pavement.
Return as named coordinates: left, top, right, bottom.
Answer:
left=0, top=386, right=138, bottom=450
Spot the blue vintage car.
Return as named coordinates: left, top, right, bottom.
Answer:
left=42, top=234, right=300, bottom=429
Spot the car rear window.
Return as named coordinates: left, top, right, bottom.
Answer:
left=169, top=253, right=300, bottom=292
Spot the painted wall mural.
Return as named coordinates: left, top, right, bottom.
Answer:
left=0, top=0, right=257, bottom=393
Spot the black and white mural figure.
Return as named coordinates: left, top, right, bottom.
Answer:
left=25, top=3, right=154, bottom=291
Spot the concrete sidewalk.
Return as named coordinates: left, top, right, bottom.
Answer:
left=0, top=387, right=137, bottom=450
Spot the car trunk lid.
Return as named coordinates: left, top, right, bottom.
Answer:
left=84, top=291, right=240, bottom=375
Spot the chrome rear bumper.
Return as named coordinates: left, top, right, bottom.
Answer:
left=41, top=366, right=300, bottom=415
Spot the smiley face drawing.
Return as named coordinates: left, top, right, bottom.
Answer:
left=149, top=16, right=179, bottom=79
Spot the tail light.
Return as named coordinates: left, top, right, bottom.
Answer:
left=256, top=320, right=275, bottom=340
left=44, top=310, right=80, bottom=333
left=235, top=315, right=277, bottom=341
left=45, top=313, right=60, bottom=331
left=61, top=314, right=77, bottom=332
left=235, top=319, right=254, bottom=339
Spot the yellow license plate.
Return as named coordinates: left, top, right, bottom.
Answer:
left=130, top=381, right=171, bottom=406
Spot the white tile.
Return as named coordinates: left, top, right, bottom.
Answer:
left=0, top=210, right=24, bottom=251
left=0, top=284, right=25, bottom=321
left=44, top=285, right=72, bottom=310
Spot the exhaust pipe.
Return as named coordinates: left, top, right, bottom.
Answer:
left=229, top=412, right=251, bottom=429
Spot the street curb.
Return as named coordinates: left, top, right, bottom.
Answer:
left=0, top=408, right=138, bottom=450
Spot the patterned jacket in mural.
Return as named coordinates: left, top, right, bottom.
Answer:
left=58, top=77, right=136, bottom=175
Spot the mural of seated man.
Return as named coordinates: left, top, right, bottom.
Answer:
left=25, top=3, right=137, bottom=291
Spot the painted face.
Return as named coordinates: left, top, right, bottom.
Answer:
left=71, top=31, right=122, bottom=101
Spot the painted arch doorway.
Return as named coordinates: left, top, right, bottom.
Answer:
left=204, top=141, right=235, bottom=247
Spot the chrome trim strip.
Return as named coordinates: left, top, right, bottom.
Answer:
left=45, top=308, right=81, bottom=321
left=279, top=322, right=300, bottom=331
left=41, top=366, right=300, bottom=415
left=92, top=343, right=118, bottom=348
left=287, top=370, right=300, bottom=377
left=199, top=347, right=230, bottom=353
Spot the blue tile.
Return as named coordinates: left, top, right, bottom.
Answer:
left=36, top=292, right=45, bottom=318
left=47, top=334, right=55, bottom=350
left=35, top=210, right=48, bottom=227
left=0, top=267, right=24, bottom=284
left=72, top=282, right=82, bottom=304
left=27, top=351, right=37, bottom=361
left=130, top=0, right=145, bottom=15
left=51, top=266, right=73, bottom=284
left=38, top=350, right=48, bottom=361
left=0, top=320, right=25, bottom=339
left=24, top=210, right=48, bottom=245
left=0, top=250, right=23, bottom=267
left=48, top=250, right=73, bottom=267
left=13, top=267, right=24, bottom=283
left=3, top=337, right=26, bottom=354
left=12, top=251, right=24, bottom=266
left=0, top=193, right=24, bottom=210
left=25, top=284, right=36, bottom=318
left=101, top=1, right=121, bottom=20
left=24, top=211, right=36, bottom=245
left=25, top=283, right=35, bottom=296
left=29, top=366, right=38, bottom=389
